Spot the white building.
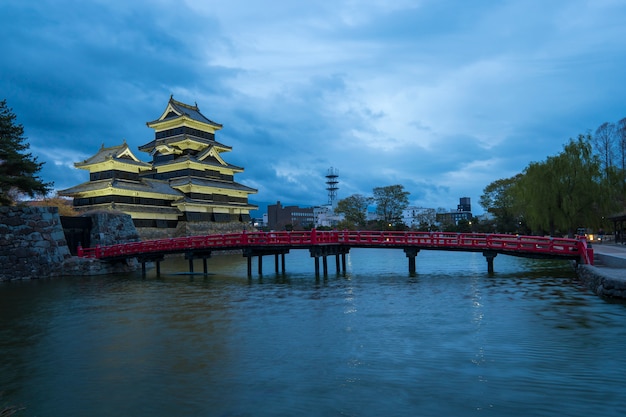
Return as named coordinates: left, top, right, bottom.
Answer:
left=402, top=206, right=437, bottom=228
left=314, top=205, right=343, bottom=228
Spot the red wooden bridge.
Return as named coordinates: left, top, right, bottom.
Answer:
left=77, top=230, right=593, bottom=277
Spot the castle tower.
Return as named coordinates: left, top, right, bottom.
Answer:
left=139, top=96, right=257, bottom=228
left=60, top=97, right=258, bottom=236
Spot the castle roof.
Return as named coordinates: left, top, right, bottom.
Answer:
left=146, top=96, right=222, bottom=129
left=169, top=177, right=258, bottom=193
left=138, top=134, right=231, bottom=155
left=150, top=152, right=244, bottom=172
left=60, top=178, right=183, bottom=198
left=75, top=142, right=150, bottom=169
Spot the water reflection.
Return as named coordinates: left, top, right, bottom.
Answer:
left=1, top=250, right=626, bottom=417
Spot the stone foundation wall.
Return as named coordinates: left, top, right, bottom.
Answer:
left=137, top=220, right=253, bottom=240
left=81, top=210, right=141, bottom=247
left=0, top=206, right=72, bottom=280
left=0, top=206, right=139, bottom=281
left=576, top=264, right=626, bottom=298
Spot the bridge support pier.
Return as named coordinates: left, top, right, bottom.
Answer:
left=243, top=248, right=290, bottom=277
left=310, top=246, right=350, bottom=277
left=185, top=251, right=212, bottom=275
left=403, top=248, right=421, bottom=274
left=136, top=254, right=165, bottom=278
left=274, top=253, right=286, bottom=273
left=483, top=251, right=497, bottom=274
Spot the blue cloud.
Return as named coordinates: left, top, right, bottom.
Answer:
left=2, top=0, right=626, bottom=215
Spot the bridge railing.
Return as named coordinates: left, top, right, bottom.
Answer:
left=77, top=230, right=589, bottom=263
left=332, top=231, right=581, bottom=255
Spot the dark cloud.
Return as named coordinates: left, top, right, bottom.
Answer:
left=2, top=0, right=626, bottom=214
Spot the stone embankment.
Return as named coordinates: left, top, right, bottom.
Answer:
left=0, top=206, right=138, bottom=281
left=575, top=244, right=626, bottom=299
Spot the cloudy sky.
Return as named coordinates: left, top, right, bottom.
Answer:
left=2, top=0, right=626, bottom=215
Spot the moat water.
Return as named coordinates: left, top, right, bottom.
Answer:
left=1, top=249, right=625, bottom=417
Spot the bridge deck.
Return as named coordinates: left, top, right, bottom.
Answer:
left=78, top=230, right=593, bottom=265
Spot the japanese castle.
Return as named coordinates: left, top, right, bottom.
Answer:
left=60, top=96, right=258, bottom=237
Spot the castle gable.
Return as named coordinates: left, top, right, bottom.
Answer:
left=75, top=142, right=150, bottom=172
left=146, top=95, right=222, bottom=131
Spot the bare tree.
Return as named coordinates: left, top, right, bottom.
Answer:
left=593, top=122, right=616, bottom=178
left=617, top=117, right=626, bottom=172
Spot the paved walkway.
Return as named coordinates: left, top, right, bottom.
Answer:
left=587, top=243, right=626, bottom=280
left=590, top=242, right=626, bottom=258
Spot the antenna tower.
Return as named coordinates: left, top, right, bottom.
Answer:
left=326, top=167, right=339, bottom=206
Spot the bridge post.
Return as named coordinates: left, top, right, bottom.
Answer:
left=281, top=253, right=286, bottom=273
left=403, top=248, right=420, bottom=274
left=483, top=251, right=497, bottom=274
left=310, top=247, right=322, bottom=277
left=156, top=260, right=161, bottom=277
left=275, top=254, right=279, bottom=273
left=323, top=255, right=328, bottom=276
left=335, top=254, right=340, bottom=273
left=247, top=256, right=252, bottom=277
left=258, top=255, right=263, bottom=275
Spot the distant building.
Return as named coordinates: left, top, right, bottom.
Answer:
left=267, top=201, right=316, bottom=230
left=402, top=206, right=437, bottom=228
left=436, top=197, right=473, bottom=226
left=457, top=197, right=471, bottom=212
left=314, top=205, right=343, bottom=228
left=60, top=96, right=258, bottom=237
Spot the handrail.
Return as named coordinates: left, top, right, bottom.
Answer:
left=76, top=230, right=589, bottom=263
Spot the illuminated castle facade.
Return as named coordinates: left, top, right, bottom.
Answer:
left=60, top=97, right=257, bottom=237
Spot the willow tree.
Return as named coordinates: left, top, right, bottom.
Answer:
left=513, top=135, right=606, bottom=236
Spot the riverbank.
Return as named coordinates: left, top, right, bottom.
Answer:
left=576, top=243, right=626, bottom=299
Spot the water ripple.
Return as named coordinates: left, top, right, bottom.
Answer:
left=1, top=250, right=625, bottom=416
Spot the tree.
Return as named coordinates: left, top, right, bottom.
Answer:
left=372, top=184, right=410, bottom=226
left=513, top=134, right=607, bottom=236
left=0, top=100, right=51, bottom=205
left=593, top=122, right=616, bottom=179
left=479, top=174, right=522, bottom=233
left=617, top=117, right=626, bottom=173
left=335, top=194, right=372, bottom=229
left=31, top=194, right=78, bottom=216
left=410, top=207, right=437, bottom=230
